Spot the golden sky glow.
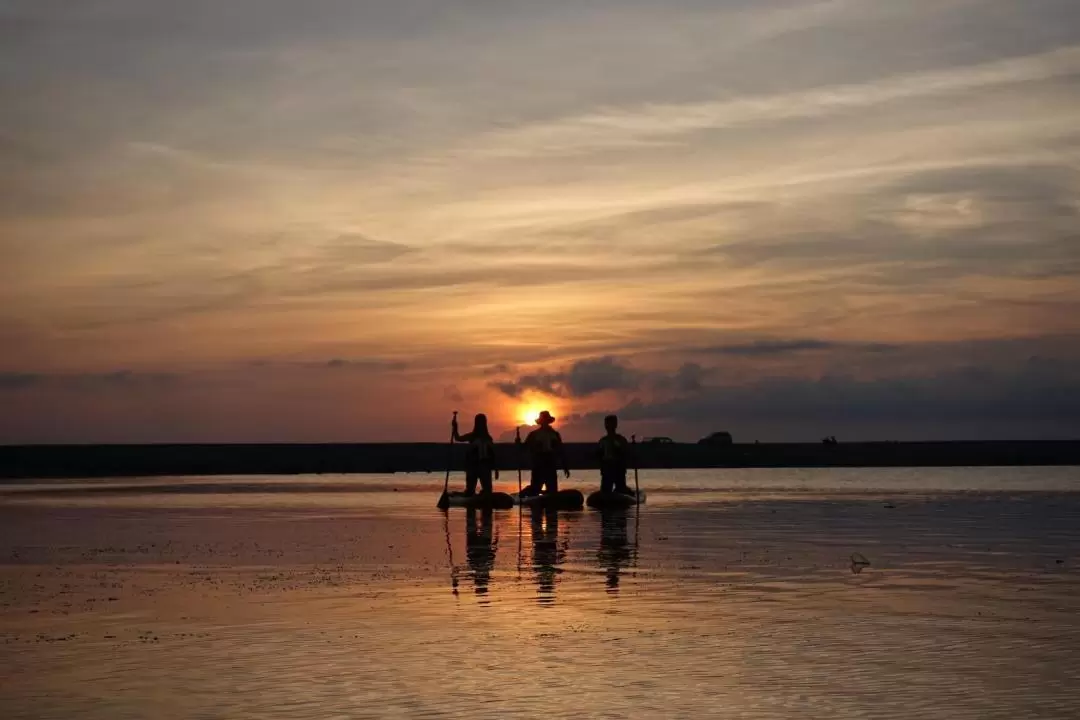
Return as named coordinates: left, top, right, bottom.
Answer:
left=2, top=1, right=1080, bottom=442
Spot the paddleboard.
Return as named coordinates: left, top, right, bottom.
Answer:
left=586, top=490, right=647, bottom=509
left=511, top=489, right=585, bottom=510
left=438, top=491, right=515, bottom=510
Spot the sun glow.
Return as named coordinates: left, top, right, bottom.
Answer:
left=519, top=404, right=545, bottom=428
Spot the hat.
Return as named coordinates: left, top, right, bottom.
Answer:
left=535, top=410, right=556, bottom=425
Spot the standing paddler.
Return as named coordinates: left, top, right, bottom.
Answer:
left=520, top=410, right=570, bottom=497
left=452, top=413, right=499, bottom=496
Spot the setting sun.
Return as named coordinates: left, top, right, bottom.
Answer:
left=518, top=404, right=550, bottom=428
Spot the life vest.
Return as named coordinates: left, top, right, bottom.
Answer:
left=465, top=434, right=494, bottom=465
left=530, top=428, right=559, bottom=455
left=600, top=436, right=621, bottom=461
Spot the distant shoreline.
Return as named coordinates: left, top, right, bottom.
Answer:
left=2, top=440, right=1079, bottom=479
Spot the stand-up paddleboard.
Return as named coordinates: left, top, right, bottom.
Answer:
left=586, top=489, right=647, bottom=509
left=511, top=489, right=585, bottom=510
left=438, top=491, right=515, bottom=510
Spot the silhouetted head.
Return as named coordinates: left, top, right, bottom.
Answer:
left=536, top=410, right=556, bottom=426
left=473, top=413, right=489, bottom=436
left=604, top=414, right=618, bottom=433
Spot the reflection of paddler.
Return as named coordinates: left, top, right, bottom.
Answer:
left=530, top=505, right=564, bottom=604
left=520, top=410, right=570, bottom=497
left=597, top=508, right=634, bottom=592
left=465, top=507, right=497, bottom=596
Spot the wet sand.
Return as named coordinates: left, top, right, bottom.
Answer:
left=2, top=468, right=1079, bottom=719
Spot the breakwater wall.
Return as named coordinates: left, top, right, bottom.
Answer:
left=3, top=440, right=1080, bottom=479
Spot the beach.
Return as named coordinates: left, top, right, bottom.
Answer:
left=2, top=467, right=1079, bottom=719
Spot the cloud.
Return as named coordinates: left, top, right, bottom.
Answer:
left=594, top=358, right=1080, bottom=440
left=672, top=362, right=711, bottom=393
left=445, top=45, right=1080, bottom=160
left=443, top=384, right=464, bottom=403
left=323, top=358, right=408, bottom=371
left=319, top=234, right=414, bottom=265
left=488, top=381, right=520, bottom=398
left=489, top=355, right=641, bottom=399
left=3, top=228, right=419, bottom=332
left=86, top=370, right=180, bottom=386
left=650, top=362, right=714, bottom=393
left=685, top=160, right=1080, bottom=303
left=482, top=363, right=514, bottom=376
left=0, top=360, right=411, bottom=393
left=0, top=370, right=180, bottom=390
left=565, top=356, right=641, bottom=396
left=697, top=339, right=899, bottom=356
left=489, top=373, right=564, bottom=399
left=0, top=372, right=41, bottom=389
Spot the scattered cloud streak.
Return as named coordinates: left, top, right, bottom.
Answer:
left=0, top=370, right=180, bottom=390
left=696, top=339, right=899, bottom=357
left=323, top=358, right=408, bottom=371
left=445, top=45, right=1080, bottom=160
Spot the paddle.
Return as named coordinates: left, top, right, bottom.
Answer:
left=436, top=411, right=458, bottom=510
left=632, top=434, right=639, bottom=500
left=444, top=511, right=458, bottom=595
left=516, top=425, right=523, bottom=580
left=515, top=426, right=523, bottom=496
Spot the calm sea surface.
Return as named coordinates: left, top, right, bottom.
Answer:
left=2, top=468, right=1079, bottom=719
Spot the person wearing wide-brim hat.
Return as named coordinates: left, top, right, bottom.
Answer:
left=519, top=410, right=570, bottom=496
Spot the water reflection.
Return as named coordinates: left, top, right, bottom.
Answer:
left=447, top=508, right=500, bottom=601
left=465, top=508, right=497, bottom=600
left=445, top=504, right=640, bottom=605
left=529, top=506, right=567, bottom=606
left=596, top=508, right=639, bottom=593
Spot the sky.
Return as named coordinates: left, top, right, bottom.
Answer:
left=2, top=0, right=1080, bottom=444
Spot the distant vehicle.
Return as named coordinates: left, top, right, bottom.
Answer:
left=641, top=436, right=676, bottom=468
left=698, top=431, right=733, bottom=446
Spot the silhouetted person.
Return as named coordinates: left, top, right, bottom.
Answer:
left=465, top=507, right=497, bottom=597
left=598, top=414, right=634, bottom=496
left=520, top=410, right=569, bottom=497
left=530, top=505, right=563, bottom=605
left=597, top=508, right=634, bottom=592
left=453, top=413, right=499, bottom=495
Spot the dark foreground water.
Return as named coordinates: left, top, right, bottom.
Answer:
left=2, top=468, right=1079, bottom=719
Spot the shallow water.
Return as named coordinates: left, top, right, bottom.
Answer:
left=2, top=468, right=1079, bottom=719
